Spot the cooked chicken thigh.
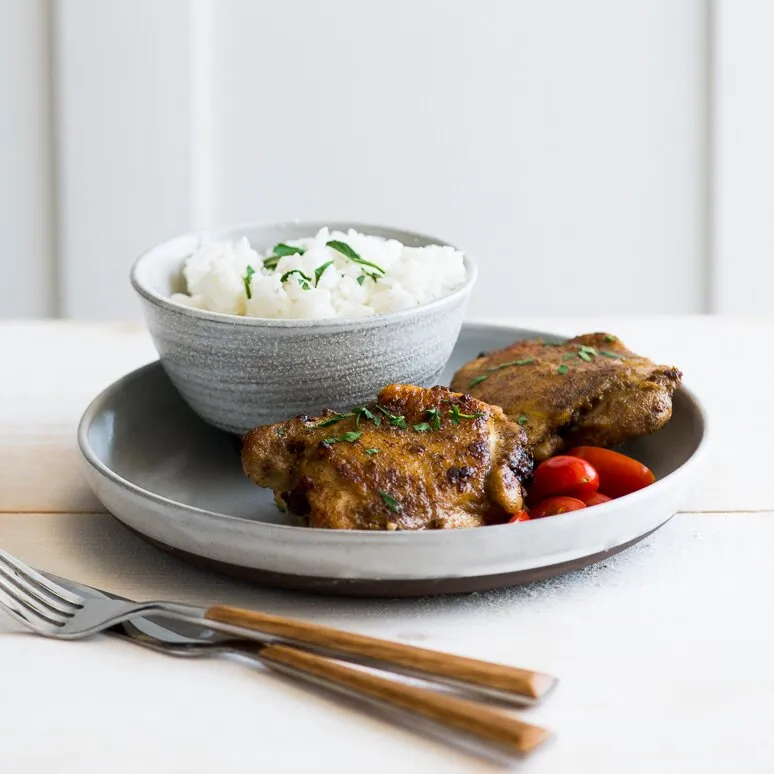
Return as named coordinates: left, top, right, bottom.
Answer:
left=242, top=384, right=532, bottom=530
left=451, top=333, right=682, bottom=461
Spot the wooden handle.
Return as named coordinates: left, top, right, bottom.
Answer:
left=205, top=605, right=556, bottom=701
left=256, top=643, right=550, bottom=755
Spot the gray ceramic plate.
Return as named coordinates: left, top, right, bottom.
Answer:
left=78, top=323, right=709, bottom=597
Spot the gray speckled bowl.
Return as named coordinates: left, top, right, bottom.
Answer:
left=130, top=221, right=477, bottom=434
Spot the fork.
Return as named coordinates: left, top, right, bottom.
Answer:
left=0, top=548, right=556, bottom=706
left=108, top=623, right=549, bottom=756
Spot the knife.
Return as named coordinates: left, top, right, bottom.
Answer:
left=43, top=573, right=555, bottom=707
left=44, top=573, right=551, bottom=757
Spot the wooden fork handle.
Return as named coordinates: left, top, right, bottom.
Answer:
left=255, top=643, right=550, bottom=755
left=205, top=605, right=556, bottom=702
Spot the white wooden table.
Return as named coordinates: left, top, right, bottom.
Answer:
left=0, top=318, right=769, bottom=774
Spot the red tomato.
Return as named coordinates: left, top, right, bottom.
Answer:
left=581, top=492, right=612, bottom=507
left=566, top=447, right=655, bottom=498
left=531, top=455, right=600, bottom=500
left=529, top=496, right=586, bottom=518
left=508, top=510, right=531, bottom=523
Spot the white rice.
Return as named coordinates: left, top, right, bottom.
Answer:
left=169, top=227, right=466, bottom=319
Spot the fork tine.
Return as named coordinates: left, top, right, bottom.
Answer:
left=0, top=550, right=83, bottom=607
left=0, top=562, right=78, bottom=619
left=0, top=577, right=70, bottom=628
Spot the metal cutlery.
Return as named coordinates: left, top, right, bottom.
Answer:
left=109, top=621, right=549, bottom=757
left=0, top=548, right=556, bottom=707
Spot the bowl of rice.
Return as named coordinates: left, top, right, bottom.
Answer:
left=130, top=221, right=477, bottom=434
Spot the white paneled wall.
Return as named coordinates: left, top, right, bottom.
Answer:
left=0, top=0, right=54, bottom=317
left=5, top=0, right=765, bottom=320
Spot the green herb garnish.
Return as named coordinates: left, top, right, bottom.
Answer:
left=365, top=448, right=380, bottom=455
left=357, top=275, right=366, bottom=286
left=468, top=374, right=489, bottom=388
left=413, top=422, right=431, bottom=432
left=579, top=345, right=598, bottom=355
left=378, top=490, right=402, bottom=512
left=424, top=408, right=442, bottom=430
left=542, top=341, right=565, bottom=347
left=263, top=256, right=280, bottom=271
left=317, top=412, right=355, bottom=427
left=376, top=405, right=408, bottom=429
left=275, top=427, right=286, bottom=437
left=314, top=260, right=334, bottom=286
left=486, top=358, right=534, bottom=372
left=322, top=430, right=363, bottom=446
left=562, top=353, right=576, bottom=361
left=326, top=240, right=385, bottom=275
left=604, top=334, right=617, bottom=343
left=280, top=269, right=312, bottom=290
left=600, top=350, right=625, bottom=359
left=449, top=404, right=485, bottom=425
left=243, top=265, right=256, bottom=299
left=355, top=406, right=379, bottom=427
left=557, top=364, right=569, bottom=375
left=578, top=350, right=592, bottom=362
left=516, top=414, right=529, bottom=426
left=273, top=243, right=306, bottom=257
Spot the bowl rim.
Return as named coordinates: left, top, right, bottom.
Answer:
left=130, top=219, right=478, bottom=329
left=77, top=323, right=711, bottom=541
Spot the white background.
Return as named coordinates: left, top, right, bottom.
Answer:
left=1, top=0, right=769, bottom=320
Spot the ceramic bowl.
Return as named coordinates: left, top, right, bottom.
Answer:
left=130, top=221, right=477, bottom=434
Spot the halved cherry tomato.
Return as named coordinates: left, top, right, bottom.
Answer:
left=530, top=455, right=600, bottom=500
left=508, top=510, right=531, bottom=523
left=581, top=492, right=612, bottom=507
left=529, top=496, right=586, bottom=518
left=566, top=446, right=655, bottom=498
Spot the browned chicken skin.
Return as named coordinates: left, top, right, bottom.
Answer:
left=450, top=333, right=682, bottom=461
left=242, top=384, right=532, bottom=530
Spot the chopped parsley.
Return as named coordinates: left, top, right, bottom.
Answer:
left=578, top=350, right=592, bottom=362
left=314, top=260, right=334, bottom=286
left=322, top=430, right=362, bottom=446
left=326, top=240, right=385, bottom=276
left=376, top=405, right=408, bottom=429
left=516, top=414, right=529, bottom=426
left=355, top=406, right=379, bottom=427
left=600, top=350, right=625, bottom=359
left=468, top=374, right=489, bottom=388
left=243, top=265, right=256, bottom=299
left=317, top=412, right=355, bottom=427
left=424, top=407, right=442, bottom=430
left=604, top=334, right=617, bottom=343
left=413, top=422, right=431, bottom=432
left=365, top=448, right=380, bottom=455
left=274, top=427, right=286, bottom=437
left=273, top=243, right=306, bottom=257
left=557, top=364, right=569, bottom=375
left=562, top=353, right=576, bottom=361
left=486, top=358, right=534, bottom=372
left=356, top=275, right=366, bottom=286
left=280, top=269, right=312, bottom=290
left=449, top=404, right=485, bottom=425
left=263, top=256, right=280, bottom=271
left=378, top=490, right=402, bottom=512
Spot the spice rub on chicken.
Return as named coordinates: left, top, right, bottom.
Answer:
left=241, top=384, right=532, bottom=530
left=450, top=333, right=682, bottom=461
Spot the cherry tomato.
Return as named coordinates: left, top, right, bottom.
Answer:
left=566, top=446, right=655, bottom=498
left=508, top=510, right=531, bottom=523
left=529, top=496, right=586, bottom=518
left=581, top=492, right=612, bottom=507
left=531, top=455, right=600, bottom=500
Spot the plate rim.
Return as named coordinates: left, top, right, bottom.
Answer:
left=77, top=322, right=711, bottom=542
